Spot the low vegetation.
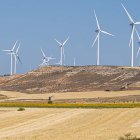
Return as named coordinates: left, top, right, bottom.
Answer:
left=119, top=133, right=140, bottom=140
left=17, top=107, right=25, bottom=111
left=0, top=94, right=7, bottom=99
left=0, top=102, right=140, bottom=108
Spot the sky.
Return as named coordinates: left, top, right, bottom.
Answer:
left=0, top=0, right=140, bottom=74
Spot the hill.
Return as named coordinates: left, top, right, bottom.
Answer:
left=0, top=66, right=140, bottom=93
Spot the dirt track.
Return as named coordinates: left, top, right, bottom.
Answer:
left=0, top=108, right=140, bottom=140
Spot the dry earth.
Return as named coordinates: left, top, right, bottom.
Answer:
left=0, top=108, right=140, bottom=140
left=1, top=66, right=140, bottom=93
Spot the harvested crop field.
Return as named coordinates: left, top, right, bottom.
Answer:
left=0, top=90, right=140, bottom=103
left=0, top=108, right=140, bottom=140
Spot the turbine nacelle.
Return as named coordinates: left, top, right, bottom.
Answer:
left=129, top=23, right=134, bottom=26
left=95, top=29, right=100, bottom=33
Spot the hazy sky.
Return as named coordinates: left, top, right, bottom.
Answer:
left=0, top=0, right=140, bottom=74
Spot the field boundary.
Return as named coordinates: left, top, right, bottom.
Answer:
left=0, top=102, right=140, bottom=108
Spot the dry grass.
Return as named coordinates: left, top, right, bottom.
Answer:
left=0, top=90, right=140, bottom=101
left=0, top=108, right=140, bottom=140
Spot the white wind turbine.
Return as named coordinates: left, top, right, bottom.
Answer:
left=92, top=10, right=114, bottom=66
left=55, top=37, right=69, bottom=66
left=121, top=3, right=140, bottom=67
left=13, top=43, right=22, bottom=74
left=3, top=40, right=18, bottom=75
left=40, top=48, right=55, bottom=67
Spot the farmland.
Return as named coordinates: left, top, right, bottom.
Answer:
left=0, top=108, right=140, bottom=140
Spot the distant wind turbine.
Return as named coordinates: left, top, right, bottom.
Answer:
left=40, top=48, right=55, bottom=67
left=121, top=3, right=140, bottom=67
left=3, top=40, right=18, bottom=75
left=92, top=10, right=114, bottom=66
left=55, top=37, right=69, bottom=66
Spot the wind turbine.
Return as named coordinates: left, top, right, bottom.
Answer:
left=3, top=40, right=18, bottom=75
left=40, top=48, right=55, bottom=67
left=92, top=10, right=114, bottom=66
left=13, top=43, right=22, bottom=74
left=55, top=37, right=69, bottom=66
left=121, top=3, right=140, bottom=67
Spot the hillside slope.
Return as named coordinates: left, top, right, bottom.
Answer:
left=0, top=66, right=140, bottom=93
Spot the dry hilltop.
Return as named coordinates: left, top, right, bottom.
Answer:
left=0, top=66, right=140, bottom=93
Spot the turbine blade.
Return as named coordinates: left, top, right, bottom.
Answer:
left=12, top=40, right=18, bottom=51
left=135, top=22, right=140, bottom=25
left=94, top=10, right=100, bottom=29
left=63, top=36, right=69, bottom=46
left=136, top=47, right=140, bottom=58
left=3, top=49, right=11, bottom=52
left=92, top=33, right=99, bottom=48
left=101, top=30, right=114, bottom=36
left=135, top=28, right=140, bottom=41
left=121, top=3, right=134, bottom=23
left=49, top=57, right=55, bottom=60
left=16, top=43, right=20, bottom=53
left=16, top=55, right=22, bottom=64
left=55, top=39, right=62, bottom=46
left=41, top=48, right=46, bottom=58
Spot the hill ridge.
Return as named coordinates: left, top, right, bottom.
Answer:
left=0, top=66, right=140, bottom=93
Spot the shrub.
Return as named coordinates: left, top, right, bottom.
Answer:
left=48, top=100, right=53, bottom=104
left=17, top=107, right=25, bottom=111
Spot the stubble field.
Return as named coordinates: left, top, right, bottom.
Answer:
left=0, top=90, right=140, bottom=140
left=0, top=108, right=140, bottom=140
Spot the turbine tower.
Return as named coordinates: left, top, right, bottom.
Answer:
left=92, top=10, right=114, bottom=66
left=55, top=37, right=69, bottom=66
left=40, top=48, right=55, bottom=66
left=3, top=40, right=18, bottom=75
left=74, top=57, right=76, bottom=66
left=121, top=4, right=140, bottom=67
left=135, top=29, right=140, bottom=66
left=13, top=43, right=22, bottom=74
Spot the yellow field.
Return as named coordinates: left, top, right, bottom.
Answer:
left=0, top=90, right=140, bottom=101
left=0, top=108, right=139, bottom=140
left=0, top=90, right=140, bottom=140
